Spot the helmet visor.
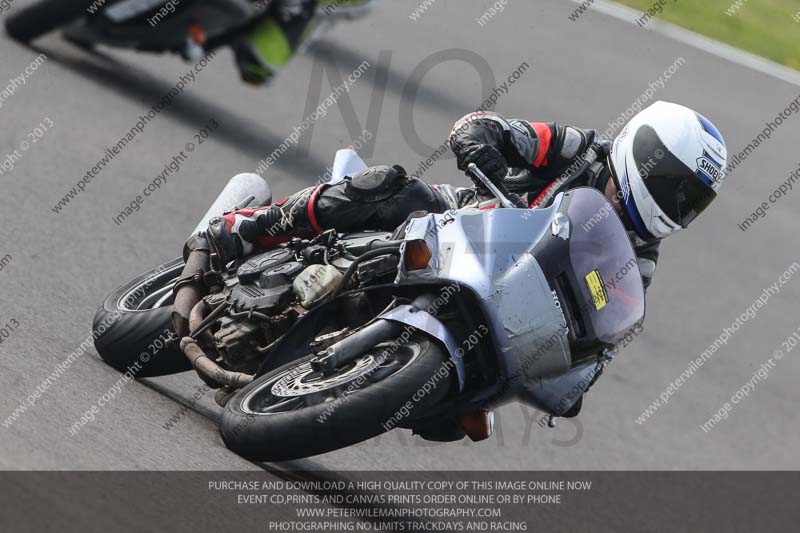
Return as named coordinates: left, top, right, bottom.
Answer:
left=632, top=126, right=717, bottom=227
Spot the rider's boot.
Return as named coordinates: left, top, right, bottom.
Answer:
left=207, top=185, right=324, bottom=264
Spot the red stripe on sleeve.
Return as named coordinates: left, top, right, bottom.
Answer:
left=530, top=122, right=553, bottom=168
left=307, top=185, right=326, bottom=234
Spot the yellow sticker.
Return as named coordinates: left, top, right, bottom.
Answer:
left=585, top=270, right=609, bottom=311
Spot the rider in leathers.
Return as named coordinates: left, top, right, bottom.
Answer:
left=207, top=111, right=659, bottom=287
left=198, top=101, right=728, bottom=424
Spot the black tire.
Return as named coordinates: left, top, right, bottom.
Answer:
left=220, top=335, right=453, bottom=461
left=5, top=0, right=95, bottom=43
left=93, top=257, right=193, bottom=378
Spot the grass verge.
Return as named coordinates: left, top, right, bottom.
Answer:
left=615, top=0, right=800, bottom=70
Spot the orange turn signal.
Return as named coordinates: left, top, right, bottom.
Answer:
left=460, top=410, right=494, bottom=442
left=404, top=240, right=432, bottom=271
left=189, top=23, right=207, bottom=45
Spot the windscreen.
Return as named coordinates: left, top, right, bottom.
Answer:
left=565, top=188, right=645, bottom=344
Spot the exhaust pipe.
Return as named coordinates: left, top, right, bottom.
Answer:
left=173, top=262, right=255, bottom=389
left=172, top=173, right=270, bottom=386
left=172, top=247, right=210, bottom=339
left=180, top=336, right=253, bottom=389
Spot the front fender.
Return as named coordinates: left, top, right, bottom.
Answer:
left=379, top=305, right=466, bottom=390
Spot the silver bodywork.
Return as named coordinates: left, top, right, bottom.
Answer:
left=379, top=197, right=583, bottom=413
left=400, top=203, right=571, bottom=377
left=332, top=151, right=575, bottom=409
left=380, top=183, right=646, bottom=416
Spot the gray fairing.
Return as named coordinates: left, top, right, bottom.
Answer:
left=390, top=197, right=574, bottom=412
left=389, top=188, right=645, bottom=417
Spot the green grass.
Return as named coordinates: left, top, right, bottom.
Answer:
left=615, top=0, right=800, bottom=69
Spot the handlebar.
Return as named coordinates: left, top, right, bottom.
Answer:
left=466, top=163, right=528, bottom=209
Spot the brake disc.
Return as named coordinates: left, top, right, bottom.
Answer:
left=270, top=356, right=377, bottom=398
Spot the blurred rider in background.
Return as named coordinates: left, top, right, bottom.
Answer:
left=233, top=0, right=377, bottom=84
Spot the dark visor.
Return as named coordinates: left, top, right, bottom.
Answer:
left=632, top=126, right=716, bottom=227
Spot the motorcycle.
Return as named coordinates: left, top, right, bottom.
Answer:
left=4, top=0, right=364, bottom=64
left=92, top=149, right=645, bottom=461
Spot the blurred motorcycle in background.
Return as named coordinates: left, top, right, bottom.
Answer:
left=5, top=0, right=371, bottom=83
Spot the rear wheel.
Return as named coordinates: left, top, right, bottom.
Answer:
left=5, top=0, right=96, bottom=43
left=220, top=335, right=454, bottom=462
left=93, top=257, right=192, bottom=377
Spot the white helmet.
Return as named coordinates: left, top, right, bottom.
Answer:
left=609, top=101, right=727, bottom=241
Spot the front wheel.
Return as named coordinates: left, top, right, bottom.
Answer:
left=5, top=0, right=95, bottom=43
left=220, top=335, right=454, bottom=462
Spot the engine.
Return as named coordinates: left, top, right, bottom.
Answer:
left=209, top=236, right=398, bottom=372
left=212, top=248, right=303, bottom=369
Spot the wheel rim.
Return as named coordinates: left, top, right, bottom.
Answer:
left=240, top=342, right=421, bottom=416
left=117, top=261, right=184, bottom=311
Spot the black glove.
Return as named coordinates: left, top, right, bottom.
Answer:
left=455, top=143, right=508, bottom=189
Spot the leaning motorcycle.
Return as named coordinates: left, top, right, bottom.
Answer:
left=4, top=0, right=365, bottom=63
left=92, top=149, right=645, bottom=461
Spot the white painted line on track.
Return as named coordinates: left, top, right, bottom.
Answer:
left=570, top=0, right=800, bottom=87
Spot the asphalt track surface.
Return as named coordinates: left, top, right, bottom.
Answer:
left=1, top=0, right=799, bottom=478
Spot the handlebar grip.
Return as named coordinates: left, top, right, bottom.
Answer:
left=505, top=191, right=529, bottom=209
left=490, top=179, right=528, bottom=209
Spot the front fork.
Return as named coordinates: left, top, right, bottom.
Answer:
left=310, top=294, right=466, bottom=390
